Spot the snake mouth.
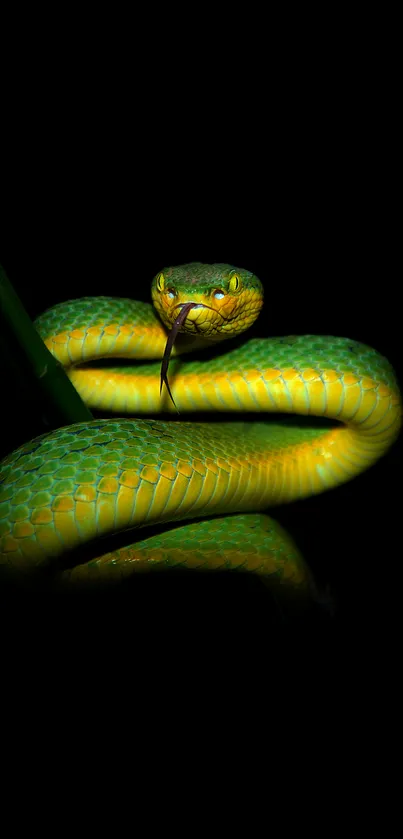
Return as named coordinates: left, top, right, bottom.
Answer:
left=174, top=301, right=225, bottom=319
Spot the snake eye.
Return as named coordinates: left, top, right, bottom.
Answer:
left=156, top=272, right=165, bottom=292
left=213, top=289, right=225, bottom=300
left=228, top=273, right=242, bottom=293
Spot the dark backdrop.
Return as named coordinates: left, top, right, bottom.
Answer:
left=0, top=111, right=400, bottom=657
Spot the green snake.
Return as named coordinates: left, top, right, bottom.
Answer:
left=0, top=263, right=401, bottom=606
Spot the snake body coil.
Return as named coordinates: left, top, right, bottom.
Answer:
left=0, top=264, right=400, bottom=604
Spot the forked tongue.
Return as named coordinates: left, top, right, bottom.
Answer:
left=160, top=302, right=199, bottom=410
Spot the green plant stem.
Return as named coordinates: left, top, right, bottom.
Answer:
left=0, top=264, right=93, bottom=425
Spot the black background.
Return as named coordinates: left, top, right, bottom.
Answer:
left=0, top=55, right=401, bottom=665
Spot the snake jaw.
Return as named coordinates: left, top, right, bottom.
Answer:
left=174, top=300, right=222, bottom=320
left=162, top=296, right=224, bottom=337
left=156, top=290, right=263, bottom=340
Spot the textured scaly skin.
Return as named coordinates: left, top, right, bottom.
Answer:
left=0, top=264, right=401, bottom=598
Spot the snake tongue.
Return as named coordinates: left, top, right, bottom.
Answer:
left=160, top=302, right=199, bottom=409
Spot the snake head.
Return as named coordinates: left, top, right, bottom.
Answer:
left=151, top=262, right=264, bottom=339
left=152, top=262, right=264, bottom=409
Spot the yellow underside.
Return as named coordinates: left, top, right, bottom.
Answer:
left=39, top=322, right=402, bottom=514
left=64, top=365, right=400, bottom=502
left=1, top=314, right=398, bottom=587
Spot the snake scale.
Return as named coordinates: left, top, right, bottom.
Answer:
left=0, top=263, right=401, bottom=606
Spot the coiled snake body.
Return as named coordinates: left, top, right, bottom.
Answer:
left=0, top=264, right=400, bottom=605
